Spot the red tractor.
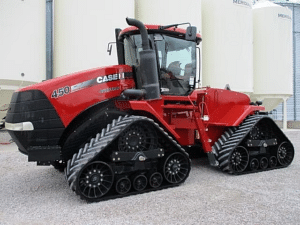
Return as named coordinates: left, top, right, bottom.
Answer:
left=5, top=18, right=294, bottom=202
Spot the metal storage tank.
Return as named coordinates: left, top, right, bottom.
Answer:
left=0, top=0, right=46, bottom=119
left=270, top=0, right=300, bottom=124
left=201, top=0, right=253, bottom=93
left=54, top=0, right=134, bottom=78
left=135, top=0, right=202, bottom=86
left=251, top=1, right=293, bottom=115
left=135, top=0, right=202, bottom=30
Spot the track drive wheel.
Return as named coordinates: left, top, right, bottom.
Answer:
left=118, top=123, right=157, bottom=152
left=229, top=146, right=249, bottom=173
left=163, top=152, right=190, bottom=184
left=77, top=161, right=114, bottom=200
left=277, top=142, right=294, bottom=166
left=115, top=177, right=131, bottom=195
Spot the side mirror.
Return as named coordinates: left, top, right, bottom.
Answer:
left=107, top=42, right=115, bottom=55
left=185, top=26, right=197, bottom=41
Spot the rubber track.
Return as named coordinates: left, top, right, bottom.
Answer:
left=212, top=115, right=265, bottom=173
left=65, top=115, right=191, bottom=201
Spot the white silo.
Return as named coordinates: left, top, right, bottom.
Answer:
left=270, top=0, right=300, bottom=125
left=251, top=1, right=293, bottom=122
left=201, top=0, right=253, bottom=93
left=135, top=0, right=202, bottom=30
left=135, top=0, right=202, bottom=86
left=0, top=0, right=46, bottom=119
left=54, top=0, right=134, bottom=78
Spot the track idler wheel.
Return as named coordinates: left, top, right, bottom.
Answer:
left=229, top=146, right=249, bottom=173
left=163, top=152, right=190, bottom=184
left=277, top=142, right=294, bottom=166
left=132, top=174, right=148, bottom=191
left=77, top=161, right=114, bottom=200
left=249, top=158, right=259, bottom=171
left=149, top=172, right=163, bottom=188
left=260, top=157, right=268, bottom=170
left=115, top=177, right=131, bottom=195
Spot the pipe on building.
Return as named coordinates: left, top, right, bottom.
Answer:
left=46, top=0, right=54, bottom=80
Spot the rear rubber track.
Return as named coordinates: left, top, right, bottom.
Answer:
left=212, top=114, right=294, bottom=175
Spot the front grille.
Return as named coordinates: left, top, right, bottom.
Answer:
left=6, top=90, right=65, bottom=153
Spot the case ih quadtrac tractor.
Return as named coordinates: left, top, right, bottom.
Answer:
left=5, top=18, right=294, bottom=202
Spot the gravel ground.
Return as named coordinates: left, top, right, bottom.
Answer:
left=0, top=130, right=299, bottom=225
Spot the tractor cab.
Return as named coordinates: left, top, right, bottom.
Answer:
left=117, top=19, right=202, bottom=98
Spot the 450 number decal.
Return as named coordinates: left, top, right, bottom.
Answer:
left=51, top=86, right=70, bottom=98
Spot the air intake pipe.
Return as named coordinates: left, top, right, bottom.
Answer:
left=126, top=18, right=160, bottom=100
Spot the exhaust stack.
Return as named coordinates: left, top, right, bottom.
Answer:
left=126, top=18, right=160, bottom=100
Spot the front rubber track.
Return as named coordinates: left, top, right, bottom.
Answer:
left=65, top=115, right=191, bottom=202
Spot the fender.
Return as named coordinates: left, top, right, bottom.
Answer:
left=60, top=99, right=128, bottom=160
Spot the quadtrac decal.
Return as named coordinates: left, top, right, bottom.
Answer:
left=51, top=72, right=132, bottom=98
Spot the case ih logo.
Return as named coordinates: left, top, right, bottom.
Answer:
left=52, top=72, right=128, bottom=98
left=97, top=73, right=125, bottom=84
left=233, top=0, right=251, bottom=8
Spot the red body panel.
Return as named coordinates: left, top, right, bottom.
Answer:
left=116, top=87, right=264, bottom=152
left=19, top=65, right=135, bottom=127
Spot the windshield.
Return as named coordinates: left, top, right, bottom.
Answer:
left=124, top=34, right=196, bottom=96
left=155, top=34, right=196, bottom=96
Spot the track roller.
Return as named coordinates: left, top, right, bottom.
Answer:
left=269, top=156, right=277, bottom=168
left=260, top=157, right=268, bottom=170
left=249, top=158, right=259, bottom=171
left=115, top=177, right=131, bottom=195
left=132, top=174, right=148, bottom=191
left=149, top=172, right=163, bottom=188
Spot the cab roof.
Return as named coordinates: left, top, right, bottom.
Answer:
left=119, top=24, right=202, bottom=44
